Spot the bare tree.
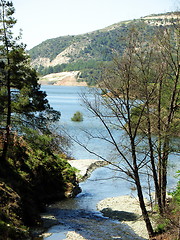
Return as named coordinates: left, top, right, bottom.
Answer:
left=72, top=20, right=179, bottom=238
left=79, top=25, right=155, bottom=238
left=153, top=20, right=180, bottom=209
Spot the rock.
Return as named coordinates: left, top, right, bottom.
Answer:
left=68, top=159, right=107, bottom=181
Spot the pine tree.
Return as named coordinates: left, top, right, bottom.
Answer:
left=0, top=0, right=60, bottom=160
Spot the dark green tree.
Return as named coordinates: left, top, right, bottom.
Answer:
left=0, top=0, right=60, bottom=160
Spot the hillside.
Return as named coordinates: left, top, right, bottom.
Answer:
left=29, top=12, right=180, bottom=86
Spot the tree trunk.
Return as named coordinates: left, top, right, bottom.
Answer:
left=146, top=101, right=163, bottom=214
left=2, top=49, right=11, bottom=161
left=134, top=169, right=154, bottom=238
left=1, top=1, right=11, bottom=161
left=131, top=136, right=154, bottom=238
left=161, top=63, right=180, bottom=208
left=161, top=141, right=169, bottom=208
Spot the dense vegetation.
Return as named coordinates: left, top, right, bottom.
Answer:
left=0, top=131, right=80, bottom=239
left=0, top=1, right=80, bottom=239
left=29, top=26, right=130, bottom=85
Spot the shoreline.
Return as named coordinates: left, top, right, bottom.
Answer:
left=37, top=161, right=151, bottom=240
left=40, top=195, right=151, bottom=240
left=33, top=159, right=107, bottom=238
left=97, top=195, right=152, bottom=240
left=68, top=159, right=107, bottom=181
left=38, top=71, right=88, bottom=86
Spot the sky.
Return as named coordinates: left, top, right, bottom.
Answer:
left=12, top=0, right=179, bottom=50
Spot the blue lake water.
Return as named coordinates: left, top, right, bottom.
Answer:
left=41, top=86, right=94, bottom=158
left=41, top=85, right=120, bottom=160
left=40, top=85, right=179, bottom=240
left=41, top=85, right=179, bottom=183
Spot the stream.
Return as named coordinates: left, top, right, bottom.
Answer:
left=41, top=165, right=147, bottom=240
left=41, top=156, right=179, bottom=240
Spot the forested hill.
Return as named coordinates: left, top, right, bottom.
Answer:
left=29, top=12, right=180, bottom=85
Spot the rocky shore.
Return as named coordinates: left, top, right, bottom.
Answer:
left=61, top=195, right=151, bottom=240
left=97, top=195, right=152, bottom=239
left=66, top=159, right=153, bottom=239
left=39, top=71, right=87, bottom=86
left=43, top=195, right=150, bottom=240
left=68, top=159, right=107, bottom=181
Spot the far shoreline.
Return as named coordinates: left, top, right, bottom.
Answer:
left=38, top=71, right=88, bottom=87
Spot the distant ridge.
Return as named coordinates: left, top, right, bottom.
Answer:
left=29, top=12, right=179, bottom=86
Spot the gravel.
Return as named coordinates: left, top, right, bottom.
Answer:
left=97, top=195, right=151, bottom=239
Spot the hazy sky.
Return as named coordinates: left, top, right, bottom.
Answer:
left=12, top=0, right=179, bottom=49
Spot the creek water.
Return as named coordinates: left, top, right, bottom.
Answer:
left=39, top=85, right=179, bottom=240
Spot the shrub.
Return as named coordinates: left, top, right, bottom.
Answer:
left=71, top=111, right=83, bottom=122
left=171, top=171, right=180, bottom=205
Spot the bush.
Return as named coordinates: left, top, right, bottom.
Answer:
left=0, top=130, right=81, bottom=231
left=171, top=171, right=180, bottom=205
left=71, top=111, right=83, bottom=122
left=155, top=222, right=167, bottom=233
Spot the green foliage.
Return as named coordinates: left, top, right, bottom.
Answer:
left=0, top=0, right=61, bottom=147
left=171, top=171, right=180, bottom=205
left=130, top=105, right=147, bottom=129
left=28, top=26, right=127, bottom=62
left=0, top=130, right=79, bottom=237
left=79, top=68, right=102, bottom=86
left=3, top=128, right=79, bottom=214
left=155, top=222, right=168, bottom=233
left=173, top=181, right=180, bottom=204
left=71, top=111, right=83, bottom=122
left=0, top=220, right=28, bottom=240
left=129, top=85, right=180, bottom=137
left=7, top=129, right=75, bottom=183
left=154, top=179, right=180, bottom=237
left=29, top=35, right=75, bottom=61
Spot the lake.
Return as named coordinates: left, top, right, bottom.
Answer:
left=41, top=85, right=120, bottom=160
left=41, top=85, right=179, bottom=182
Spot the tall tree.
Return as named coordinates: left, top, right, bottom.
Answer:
left=154, top=20, right=180, bottom=209
left=0, top=0, right=60, bottom=160
left=0, top=0, right=15, bottom=159
left=78, top=20, right=179, bottom=238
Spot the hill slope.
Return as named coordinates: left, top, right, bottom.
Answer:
left=29, top=12, right=180, bottom=85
